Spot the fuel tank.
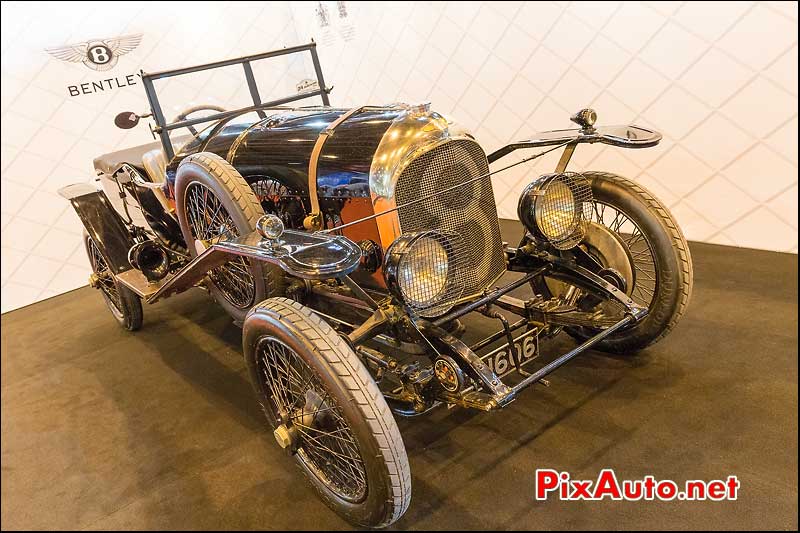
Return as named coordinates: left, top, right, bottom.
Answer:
left=166, top=105, right=412, bottom=289
left=165, top=104, right=505, bottom=296
left=166, top=106, right=406, bottom=199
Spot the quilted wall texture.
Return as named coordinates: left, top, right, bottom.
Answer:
left=1, top=1, right=797, bottom=312
left=1, top=1, right=305, bottom=312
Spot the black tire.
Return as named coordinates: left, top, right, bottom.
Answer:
left=175, top=152, right=285, bottom=323
left=243, top=298, right=411, bottom=528
left=537, top=172, right=693, bottom=353
left=83, top=232, right=143, bottom=331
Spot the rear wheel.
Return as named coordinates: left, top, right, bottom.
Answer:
left=83, top=232, right=142, bottom=331
left=243, top=298, right=411, bottom=528
left=175, top=152, right=285, bottom=323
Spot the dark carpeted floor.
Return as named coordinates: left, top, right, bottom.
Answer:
left=1, top=221, right=797, bottom=530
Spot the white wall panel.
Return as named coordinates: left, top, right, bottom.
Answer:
left=1, top=1, right=797, bottom=313
left=1, top=1, right=305, bottom=312
left=291, top=1, right=797, bottom=252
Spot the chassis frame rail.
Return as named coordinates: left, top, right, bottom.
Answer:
left=339, top=253, right=649, bottom=412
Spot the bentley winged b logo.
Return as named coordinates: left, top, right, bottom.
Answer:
left=45, top=33, right=142, bottom=71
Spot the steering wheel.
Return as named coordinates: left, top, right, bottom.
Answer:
left=171, top=104, right=227, bottom=136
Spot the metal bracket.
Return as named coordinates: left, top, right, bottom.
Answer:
left=347, top=305, right=393, bottom=346
left=555, top=143, right=576, bottom=173
left=417, top=321, right=511, bottom=405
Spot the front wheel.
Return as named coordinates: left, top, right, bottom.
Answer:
left=534, top=171, right=693, bottom=353
left=174, top=152, right=285, bottom=324
left=243, top=298, right=411, bottom=528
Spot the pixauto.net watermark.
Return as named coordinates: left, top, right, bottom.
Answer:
left=536, top=469, right=740, bottom=501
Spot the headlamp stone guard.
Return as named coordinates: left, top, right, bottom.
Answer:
left=383, top=231, right=468, bottom=318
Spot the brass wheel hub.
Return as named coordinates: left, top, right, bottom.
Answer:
left=273, top=424, right=297, bottom=450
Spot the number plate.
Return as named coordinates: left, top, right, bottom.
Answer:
left=483, top=331, right=539, bottom=377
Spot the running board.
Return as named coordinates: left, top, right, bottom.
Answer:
left=146, top=246, right=234, bottom=303
left=117, top=269, right=169, bottom=298
left=147, top=228, right=363, bottom=304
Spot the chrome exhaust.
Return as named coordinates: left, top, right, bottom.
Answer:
left=128, top=241, right=170, bottom=282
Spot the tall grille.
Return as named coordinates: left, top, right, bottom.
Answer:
left=394, top=139, right=506, bottom=303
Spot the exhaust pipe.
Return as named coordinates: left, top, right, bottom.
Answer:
left=128, top=241, right=170, bottom=282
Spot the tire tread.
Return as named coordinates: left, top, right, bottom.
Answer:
left=176, top=153, right=286, bottom=317
left=252, top=297, right=411, bottom=528
left=584, top=171, right=693, bottom=349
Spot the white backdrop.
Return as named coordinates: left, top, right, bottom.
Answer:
left=1, top=1, right=797, bottom=312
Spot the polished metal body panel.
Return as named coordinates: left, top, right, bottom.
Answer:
left=166, top=107, right=405, bottom=198
left=164, top=104, right=507, bottom=299
left=148, top=228, right=362, bottom=303
left=219, top=229, right=363, bottom=279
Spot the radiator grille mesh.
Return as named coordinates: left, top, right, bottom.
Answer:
left=394, top=140, right=506, bottom=305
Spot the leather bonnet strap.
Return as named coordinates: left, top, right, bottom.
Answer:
left=303, top=106, right=364, bottom=230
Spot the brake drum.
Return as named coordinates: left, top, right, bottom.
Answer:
left=545, top=221, right=636, bottom=297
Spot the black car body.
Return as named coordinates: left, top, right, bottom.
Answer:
left=60, top=43, right=693, bottom=527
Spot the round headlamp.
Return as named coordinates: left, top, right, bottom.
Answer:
left=383, top=231, right=465, bottom=317
left=256, top=214, right=284, bottom=241
left=518, top=172, right=592, bottom=250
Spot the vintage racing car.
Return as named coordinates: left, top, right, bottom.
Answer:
left=60, top=43, right=693, bottom=527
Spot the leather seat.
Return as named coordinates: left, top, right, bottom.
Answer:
left=93, top=135, right=191, bottom=181
left=141, top=148, right=167, bottom=183
left=93, top=140, right=164, bottom=176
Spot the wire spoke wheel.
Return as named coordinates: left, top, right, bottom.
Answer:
left=184, top=181, right=255, bottom=309
left=83, top=233, right=143, bottom=331
left=256, top=337, right=368, bottom=502
left=588, top=200, right=658, bottom=308
left=87, top=236, right=123, bottom=317
left=244, top=298, right=410, bottom=527
left=250, top=178, right=305, bottom=229
left=532, top=171, right=692, bottom=353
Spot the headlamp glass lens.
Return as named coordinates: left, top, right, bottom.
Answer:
left=536, top=180, right=578, bottom=241
left=398, top=236, right=449, bottom=307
